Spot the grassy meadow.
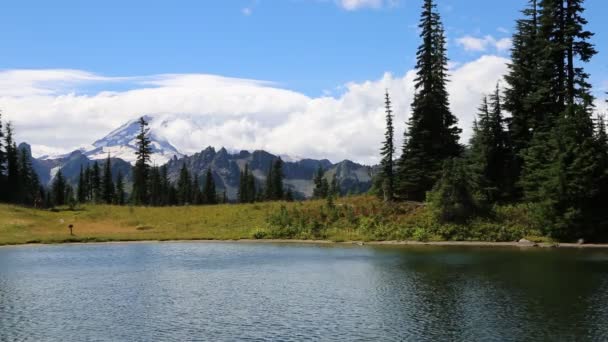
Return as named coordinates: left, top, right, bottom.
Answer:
left=0, top=195, right=548, bottom=246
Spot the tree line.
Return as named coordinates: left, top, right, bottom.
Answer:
left=0, top=113, right=46, bottom=207
left=129, top=117, right=292, bottom=206
left=378, top=0, right=608, bottom=241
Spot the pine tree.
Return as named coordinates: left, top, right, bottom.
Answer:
left=192, top=176, right=203, bottom=205
left=160, top=165, right=170, bottom=206
left=247, top=170, right=256, bottom=203
left=379, top=90, right=395, bottom=202
left=312, top=166, right=329, bottom=199
left=329, top=174, right=341, bottom=198
left=0, top=111, right=5, bottom=200
left=84, top=166, right=92, bottom=202
left=203, top=168, right=217, bottom=204
left=77, top=166, right=86, bottom=203
left=102, top=154, right=115, bottom=204
left=468, top=86, right=511, bottom=203
left=91, top=162, right=101, bottom=202
left=177, top=163, right=192, bottom=205
left=285, top=188, right=294, bottom=202
left=264, top=161, right=274, bottom=201
left=238, top=164, right=256, bottom=203
left=520, top=0, right=606, bottom=240
left=18, top=147, right=39, bottom=206
left=149, top=166, right=162, bottom=206
left=115, top=170, right=126, bottom=205
left=52, top=170, right=66, bottom=206
left=427, top=158, right=477, bottom=223
left=271, top=158, right=284, bottom=200
left=132, top=117, right=152, bottom=205
left=396, top=0, right=462, bottom=201
left=4, top=122, right=19, bottom=203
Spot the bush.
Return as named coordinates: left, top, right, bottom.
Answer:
left=427, top=158, right=478, bottom=223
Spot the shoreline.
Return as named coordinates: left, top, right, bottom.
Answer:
left=2, top=238, right=608, bottom=249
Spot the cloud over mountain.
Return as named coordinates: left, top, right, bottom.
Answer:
left=0, top=55, right=510, bottom=164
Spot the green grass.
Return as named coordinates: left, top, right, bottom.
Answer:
left=0, top=196, right=543, bottom=246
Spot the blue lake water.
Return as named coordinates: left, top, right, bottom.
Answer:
left=1, top=242, right=607, bottom=341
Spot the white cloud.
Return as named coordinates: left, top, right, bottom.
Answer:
left=456, top=35, right=512, bottom=53
left=0, top=55, right=510, bottom=164
left=337, top=0, right=397, bottom=11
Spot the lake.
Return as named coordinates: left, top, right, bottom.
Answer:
left=0, top=242, right=607, bottom=341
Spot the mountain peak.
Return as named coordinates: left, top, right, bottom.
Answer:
left=87, top=115, right=183, bottom=165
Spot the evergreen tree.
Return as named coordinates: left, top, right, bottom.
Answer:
left=329, top=174, right=341, bottom=198
left=312, top=166, right=329, bottom=199
left=271, top=158, right=284, bottom=200
left=396, top=0, right=462, bottom=201
left=264, top=161, right=274, bottom=201
left=149, top=166, right=162, bottom=206
left=468, top=86, right=511, bottom=203
left=203, top=168, right=217, bottom=204
left=84, top=166, right=92, bottom=202
left=18, top=147, right=40, bottom=206
left=52, top=170, right=66, bottom=206
left=91, top=162, right=101, bottom=202
left=132, top=117, right=152, bottom=205
left=160, top=165, right=171, bottom=206
left=4, top=122, right=19, bottom=203
left=0, top=112, right=5, bottom=200
left=177, top=163, right=192, bottom=205
left=520, top=0, right=606, bottom=240
left=504, top=0, right=543, bottom=146
left=115, top=170, right=126, bottom=205
left=77, top=166, right=86, bottom=203
left=379, top=90, right=395, bottom=202
left=285, top=188, right=294, bottom=202
left=192, top=176, right=203, bottom=205
left=102, top=154, right=115, bottom=204
left=238, top=164, right=256, bottom=203
left=427, top=158, right=477, bottom=223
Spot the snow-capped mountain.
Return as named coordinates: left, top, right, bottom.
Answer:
left=85, top=115, right=183, bottom=165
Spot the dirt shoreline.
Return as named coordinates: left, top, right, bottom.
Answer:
left=1, top=238, right=608, bottom=249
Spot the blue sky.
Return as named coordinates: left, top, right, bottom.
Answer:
left=2, top=0, right=605, bottom=96
left=0, top=0, right=607, bottom=163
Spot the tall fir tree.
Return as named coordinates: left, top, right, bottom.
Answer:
left=77, top=165, right=86, bottom=203
left=91, top=161, right=101, bottom=202
left=238, top=164, right=256, bottom=203
left=115, top=170, right=126, bottom=205
left=177, top=163, right=192, bottom=205
left=0, top=112, right=5, bottom=200
left=379, top=90, right=395, bottom=202
left=148, top=166, right=162, bottom=206
left=264, top=161, right=275, bottom=201
left=18, top=147, right=40, bottom=206
left=503, top=0, right=544, bottom=198
left=84, top=166, right=92, bottom=202
left=160, top=165, right=170, bottom=206
left=520, top=0, right=606, bottom=240
left=52, top=170, right=66, bottom=206
left=468, top=85, right=511, bottom=203
left=192, top=175, right=203, bottom=205
left=203, top=168, right=217, bottom=204
left=102, top=154, right=115, bottom=204
left=132, top=117, right=152, bottom=205
left=4, top=122, right=19, bottom=203
left=312, top=166, right=329, bottom=199
left=396, top=0, right=462, bottom=201
left=271, top=158, right=284, bottom=200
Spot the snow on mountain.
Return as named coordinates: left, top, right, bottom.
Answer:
left=86, top=115, right=183, bottom=165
